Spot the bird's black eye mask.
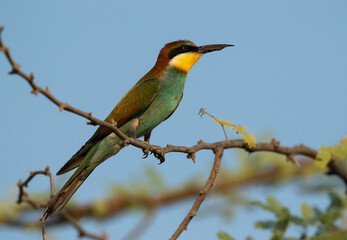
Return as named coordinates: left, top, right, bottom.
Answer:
left=168, top=45, right=199, bottom=59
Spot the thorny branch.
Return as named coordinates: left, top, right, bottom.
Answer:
left=16, top=166, right=108, bottom=240
left=170, top=147, right=224, bottom=239
left=17, top=166, right=53, bottom=209
left=16, top=167, right=53, bottom=240
left=1, top=26, right=347, bottom=240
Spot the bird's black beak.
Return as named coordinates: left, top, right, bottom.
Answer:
left=198, top=44, right=234, bottom=54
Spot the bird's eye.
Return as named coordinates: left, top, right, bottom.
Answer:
left=181, top=45, right=188, bottom=51
left=168, top=44, right=192, bottom=59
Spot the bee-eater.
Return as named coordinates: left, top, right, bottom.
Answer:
left=42, top=40, right=232, bottom=220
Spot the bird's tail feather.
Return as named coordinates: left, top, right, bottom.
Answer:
left=42, top=166, right=93, bottom=221
left=42, top=139, right=125, bottom=221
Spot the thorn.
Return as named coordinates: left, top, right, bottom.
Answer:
left=9, top=67, right=18, bottom=75
left=31, top=89, right=39, bottom=96
left=1, top=45, right=9, bottom=52
left=86, top=121, right=97, bottom=126
left=14, top=63, right=21, bottom=68
left=17, top=179, right=22, bottom=187
left=197, top=140, right=204, bottom=144
left=271, top=138, right=280, bottom=148
left=287, top=154, right=301, bottom=167
left=59, top=103, right=67, bottom=112
left=199, top=190, right=204, bottom=195
left=29, top=73, right=34, bottom=82
left=45, top=86, right=50, bottom=93
left=187, top=153, right=196, bottom=164
left=2, top=46, right=9, bottom=52
left=10, top=62, right=21, bottom=71
left=87, top=112, right=92, bottom=117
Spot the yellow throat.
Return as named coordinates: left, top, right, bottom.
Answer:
left=169, top=52, right=202, bottom=73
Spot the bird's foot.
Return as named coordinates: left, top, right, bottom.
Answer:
left=142, top=131, right=152, bottom=159
left=153, top=147, right=165, bottom=164
left=142, top=147, right=150, bottom=159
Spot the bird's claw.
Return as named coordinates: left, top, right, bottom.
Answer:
left=142, top=147, right=150, bottom=159
left=154, top=147, right=165, bottom=164
left=142, top=144, right=165, bottom=164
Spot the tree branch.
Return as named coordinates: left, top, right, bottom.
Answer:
left=17, top=166, right=53, bottom=209
left=170, top=147, right=224, bottom=239
left=163, top=139, right=347, bottom=188
left=62, top=212, right=107, bottom=240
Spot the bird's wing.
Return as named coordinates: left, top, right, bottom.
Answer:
left=57, top=78, right=161, bottom=175
left=91, top=78, right=161, bottom=142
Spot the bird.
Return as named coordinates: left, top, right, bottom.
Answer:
left=42, top=40, right=232, bottom=220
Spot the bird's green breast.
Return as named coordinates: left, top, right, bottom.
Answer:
left=135, top=67, right=187, bottom=136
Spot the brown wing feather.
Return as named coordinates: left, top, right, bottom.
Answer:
left=57, top=78, right=161, bottom=175
left=91, top=78, right=161, bottom=142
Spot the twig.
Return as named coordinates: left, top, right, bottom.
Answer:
left=17, top=166, right=53, bottom=208
left=62, top=212, right=107, bottom=240
left=42, top=221, right=47, bottom=240
left=199, top=108, right=229, bottom=141
left=15, top=164, right=105, bottom=240
left=170, top=147, right=224, bottom=239
left=15, top=166, right=53, bottom=240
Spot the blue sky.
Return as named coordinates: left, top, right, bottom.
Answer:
left=1, top=1, right=346, bottom=239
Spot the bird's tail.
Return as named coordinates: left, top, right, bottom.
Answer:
left=42, top=136, right=125, bottom=221
left=42, top=164, right=94, bottom=221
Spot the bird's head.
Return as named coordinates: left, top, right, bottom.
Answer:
left=157, top=40, right=233, bottom=73
left=144, top=40, right=233, bottom=79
